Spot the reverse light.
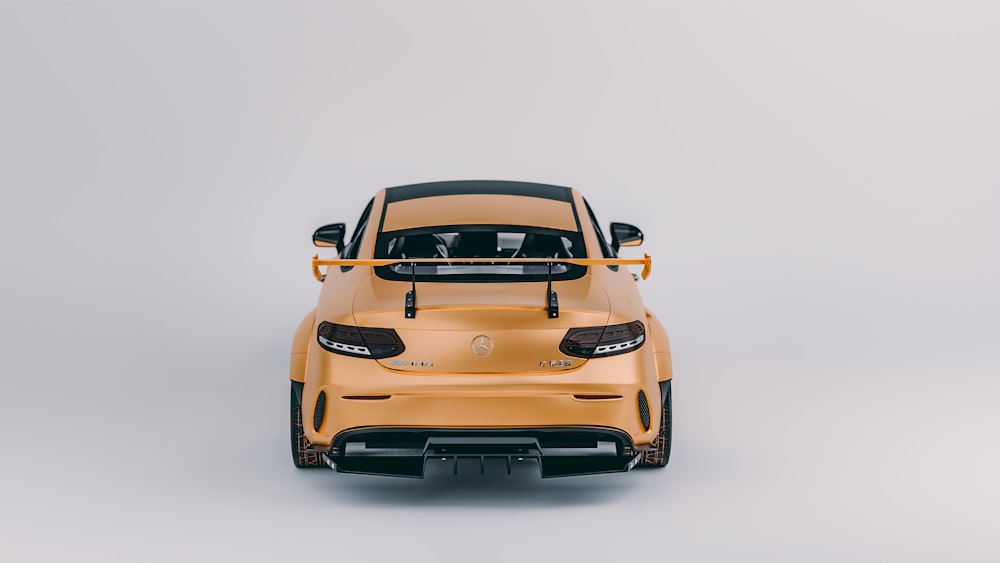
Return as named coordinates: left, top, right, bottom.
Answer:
left=559, top=320, right=646, bottom=359
left=317, top=322, right=405, bottom=359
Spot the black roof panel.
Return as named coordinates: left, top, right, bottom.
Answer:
left=385, top=180, right=573, bottom=203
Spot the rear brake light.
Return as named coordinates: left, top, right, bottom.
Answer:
left=559, top=320, right=645, bottom=358
left=317, top=322, right=405, bottom=359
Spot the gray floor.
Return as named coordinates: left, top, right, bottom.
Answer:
left=5, top=330, right=996, bottom=561
left=2, top=2, right=998, bottom=561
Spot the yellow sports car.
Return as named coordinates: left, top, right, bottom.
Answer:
left=290, top=180, right=673, bottom=477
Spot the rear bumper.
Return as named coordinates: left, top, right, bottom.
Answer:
left=299, top=339, right=664, bottom=461
left=302, top=355, right=662, bottom=450
left=319, top=426, right=642, bottom=478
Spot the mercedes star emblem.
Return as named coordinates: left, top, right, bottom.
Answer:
left=471, top=335, right=494, bottom=357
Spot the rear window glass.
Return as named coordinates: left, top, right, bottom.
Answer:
left=373, top=225, right=587, bottom=282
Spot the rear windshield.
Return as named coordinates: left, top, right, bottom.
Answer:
left=373, top=225, right=587, bottom=282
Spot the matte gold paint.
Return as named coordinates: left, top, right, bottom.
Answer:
left=293, top=187, right=672, bottom=452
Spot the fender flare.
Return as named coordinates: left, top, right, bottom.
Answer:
left=645, top=309, right=673, bottom=383
left=290, top=308, right=316, bottom=383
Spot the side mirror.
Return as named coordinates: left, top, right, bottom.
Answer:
left=610, top=222, right=643, bottom=252
left=313, top=223, right=346, bottom=252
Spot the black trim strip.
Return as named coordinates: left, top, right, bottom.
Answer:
left=327, top=426, right=638, bottom=478
left=333, top=426, right=635, bottom=450
left=376, top=189, right=390, bottom=239
left=658, top=380, right=671, bottom=406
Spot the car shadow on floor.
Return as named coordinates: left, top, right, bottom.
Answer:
left=303, top=457, right=649, bottom=507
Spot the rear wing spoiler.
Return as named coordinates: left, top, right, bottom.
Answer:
left=311, top=254, right=652, bottom=319
left=311, top=255, right=652, bottom=283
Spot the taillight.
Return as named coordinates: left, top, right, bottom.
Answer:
left=559, top=320, right=645, bottom=359
left=317, top=322, right=405, bottom=359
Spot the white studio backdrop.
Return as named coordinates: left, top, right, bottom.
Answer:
left=1, top=1, right=997, bottom=561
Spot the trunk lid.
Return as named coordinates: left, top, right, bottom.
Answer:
left=352, top=275, right=608, bottom=374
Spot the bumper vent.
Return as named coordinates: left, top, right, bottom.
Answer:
left=313, top=391, right=327, bottom=431
left=637, top=390, right=651, bottom=431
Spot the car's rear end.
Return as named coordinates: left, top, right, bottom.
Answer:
left=297, top=181, right=665, bottom=477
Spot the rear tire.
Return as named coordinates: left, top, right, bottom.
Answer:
left=290, top=382, right=326, bottom=468
left=639, top=380, right=671, bottom=467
